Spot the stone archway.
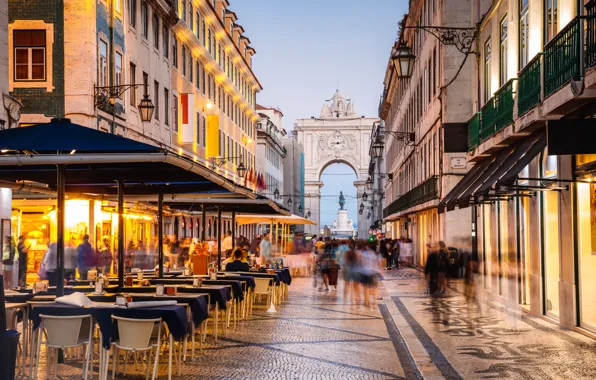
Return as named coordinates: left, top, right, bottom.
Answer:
left=295, top=90, right=378, bottom=238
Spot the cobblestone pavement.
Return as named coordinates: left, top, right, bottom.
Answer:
left=382, top=267, right=596, bottom=379
left=25, top=277, right=412, bottom=379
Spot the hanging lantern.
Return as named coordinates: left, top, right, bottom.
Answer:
left=392, top=42, right=416, bottom=79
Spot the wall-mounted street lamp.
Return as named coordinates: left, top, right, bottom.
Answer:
left=366, top=177, right=373, bottom=191
left=95, top=83, right=154, bottom=122
left=391, top=42, right=416, bottom=79
left=362, top=192, right=368, bottom=202
left=372, top=139, right=384, bottom=158
left=273, top=188, right=280, bottom=200
left=210, top=156, right=247, bottom=178
left=287, top=197, right=293, bottom=207
left=359, top=203, right=365, bottom=215
left=298, top=204, right=303, bottom=213
left=306, top=210, right=311, bottom=218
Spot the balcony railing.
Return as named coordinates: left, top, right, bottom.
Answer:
left=517, top=54, right=542, bottom=116
left=480, top=98, right=495, bottom=141
left=494, top=79, right=517, bottom=132
left=467, top=112, right=481, bottom=151
left=586, top=2, right=596, bottom=68
left=544, top=16, right=581, bottom=97
left=383, top=176, right=439, bottom=218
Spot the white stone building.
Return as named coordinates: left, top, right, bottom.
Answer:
left=283, top=132, right=305, bottom=221
left=256, top=105, right=286, bottom=203
left=380, top=0, right=484, bottom=265
left=295, top=91, right=377, bottom=238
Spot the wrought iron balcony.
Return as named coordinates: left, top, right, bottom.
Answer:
left=480, top=97, right=495, bottom=141
left=494, top=79, right=516, bottom=132
left=383, top=176, right=439, bottom=218
left=517, top=54, right=542, bottom=116
left=544, top=16, right=581, bottom=97
left=467, top=112, right=481, bottom=151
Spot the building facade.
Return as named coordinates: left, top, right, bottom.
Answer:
left=282, top=131, right=305, bottom=222
left=256, top=104, right=286, bottom=203
left=436, top=0, right=596, bottom=336
left=380, top=0, right=483, bottom=266
left=4, top=0, right=262, bottom=274
left=0, top=0, right=11, bottom=223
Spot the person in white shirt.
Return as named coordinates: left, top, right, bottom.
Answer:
left=259, top=234, right=272, bottom=266
left=222, top=231, right=233, bottom=254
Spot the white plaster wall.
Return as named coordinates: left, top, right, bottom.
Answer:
left=0, top=189, right=11, bottom=220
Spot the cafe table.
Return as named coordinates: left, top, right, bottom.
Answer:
left=98, top=292, right=210, bottom=361
left=5, top=302, right=28, bottom=373
left=178, top=285, right=232, bottom=343
left=29, top=303, right=188, bottom=380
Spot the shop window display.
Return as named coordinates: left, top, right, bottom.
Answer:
left=542, top=151, right=560, bottom=318
left=577, top=182, right=596, bottom=331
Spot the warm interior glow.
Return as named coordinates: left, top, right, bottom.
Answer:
left=206, top=102, right=213, bottom=110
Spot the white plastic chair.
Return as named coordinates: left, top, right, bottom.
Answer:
left=252, top=277, right=272, bottom=309
left=110, top=316, right=162, bottom=380
left=33, top=314, right=93, bottom=380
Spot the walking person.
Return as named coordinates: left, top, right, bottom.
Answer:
left=77, top=234, right=95, bottom=280
left=41, top=242, right=58, bottom=286
left=341, top=241, right=359, bottom=304
left=17, top=235, right=30, bottom=287
left=437, top=241, right=450, bottom=294
left=391, top=239, right=401, bottom=269
left=259, top=233, right=272, bottom=266
left=425, top=243, right=440, bottom=295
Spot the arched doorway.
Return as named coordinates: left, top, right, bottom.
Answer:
left=319, top=162, right=359, bottom=238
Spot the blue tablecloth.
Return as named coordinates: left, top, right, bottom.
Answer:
left=29, top=304, right=188, bottom=349
left=178, top=286, right=231, bottom=309
left=275, top=269, right=292, bottom=285
left=226, top=272, right=281, bottom=286
left=202, top=280, right=243, bottom=301
left=87, top=294, right=209, bottom=328
left=147, top=279, right=193, bottom=285
left=217, top=275, right=255, bottom=289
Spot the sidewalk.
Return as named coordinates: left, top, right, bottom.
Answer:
left=381, top=268, right=596, bottom=379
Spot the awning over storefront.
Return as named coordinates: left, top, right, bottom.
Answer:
left=0, top=119, right=259, bottom=291
left=0, top=119, right=254, bottom=197
left=235, top=214, right=316, bottom=226
left=438, top=130, right=546, bottom=213
left=113, top=196, right=290, bottom=215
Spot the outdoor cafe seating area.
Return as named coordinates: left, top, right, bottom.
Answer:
left=2, top=266, right=292, bottom=379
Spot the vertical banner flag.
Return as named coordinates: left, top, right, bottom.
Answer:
left=206, top=114, right=220, bottom=158
left=180, top=94, right=195, bottom=144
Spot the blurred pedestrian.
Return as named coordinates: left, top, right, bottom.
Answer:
left=437, top=241, right=450, bottom=294
left=77, top=234, right=95, bottom=280
left=391, top=239, right=401, bottom=269
left=2, top=235, right=16, bottom=288
left=425, top=243, right=440, bottom=295
left=259, top=233, right=272, bottom=266
left=17, top=235, right=30, bottom=287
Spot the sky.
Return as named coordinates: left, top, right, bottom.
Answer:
left=231, top=0, right=408, bottom=227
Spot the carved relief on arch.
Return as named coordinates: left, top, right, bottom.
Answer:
left=316, top=130, right=358, bottom=161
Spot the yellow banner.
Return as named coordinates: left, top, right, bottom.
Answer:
left=206, top=114, right=220, bottom=158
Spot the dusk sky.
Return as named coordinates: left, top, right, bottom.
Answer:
left=231, top=0, right=407, bottom=227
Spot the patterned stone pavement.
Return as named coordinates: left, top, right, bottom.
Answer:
left=382, top=268, right=596, bottom=379
left=24, top=277, right=412, bottom=379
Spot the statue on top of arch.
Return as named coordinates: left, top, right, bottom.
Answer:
left=320, top=90, right=358, bottom=119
